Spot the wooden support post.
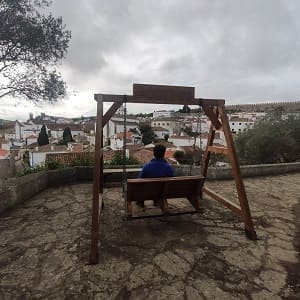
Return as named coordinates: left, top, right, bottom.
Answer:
left=218, top=104, right=257, bottom=240
left=201, top=122, right=216, bottom=177
left=89, top=96, right=103, bottom=264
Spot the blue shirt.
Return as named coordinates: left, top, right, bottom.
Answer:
left=139, top=158, right=174, bottom=178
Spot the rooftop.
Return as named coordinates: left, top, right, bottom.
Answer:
left=0, top=173, right=299, bottom=298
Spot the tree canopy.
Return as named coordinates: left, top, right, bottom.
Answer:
left=235, top=116, right=300, bottom=165
left=139, top=124, right=155, bottom=145
left=0, top=0, right=71, bottom=103
left=62, top=127, right=74, bottom=144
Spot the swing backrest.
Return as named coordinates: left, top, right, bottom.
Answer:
left=126, top=175, right=205, bottom=202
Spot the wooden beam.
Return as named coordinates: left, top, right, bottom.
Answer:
left=207, top=146, right=229, bottom=155
left=102, top=102, right=122, bottom=127
left=201, top=103, right=222, bottom=130
left=203, top=187, right=242, bottom=217
left=218, top=104, right=257, bottom=240
left=94, top=93, right=225, bottom=106
left=201, top=123, right=215, bottom=177
left=89, top=97, right=103, bottom=264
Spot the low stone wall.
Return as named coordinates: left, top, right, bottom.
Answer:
left=0, top=158, right=16, bottom=179
left=1, top=162, right=299, bottom=214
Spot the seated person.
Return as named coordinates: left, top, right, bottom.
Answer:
left=138, top=144, right=174, bottom=207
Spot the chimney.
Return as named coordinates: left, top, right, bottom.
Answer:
left=51, top=145, right=54, bottom=151
left=35, top=146, right=39, bottom=151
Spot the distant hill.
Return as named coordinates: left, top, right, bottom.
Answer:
left=0, top=119, right=14, bottom=129
left=226, top=101, right=300, bottom=113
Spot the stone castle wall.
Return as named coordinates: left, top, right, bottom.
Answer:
left=226, top=101, right=300, bottom=112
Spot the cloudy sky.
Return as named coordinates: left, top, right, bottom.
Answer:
left=2, top=0, right=300, bottom=121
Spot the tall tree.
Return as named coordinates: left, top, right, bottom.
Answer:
left=37, top=124, right=49, bottom=146
left=0, top=0, right=71, bottom=103
left=139, top=124, right=155, bottom=145
left=62, top=127, right=74, bottom=144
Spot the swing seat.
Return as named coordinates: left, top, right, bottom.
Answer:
left=126, top=175, right=205, bottom=217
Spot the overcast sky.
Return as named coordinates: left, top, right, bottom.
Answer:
left=2, top=0, right=300, bottom=121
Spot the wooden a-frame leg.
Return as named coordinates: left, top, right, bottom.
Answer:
left=218, top=104, right=257, bottom=240
left=89, top=97, right=103, bottom=264
left=202, top=123, right=216, bottom=177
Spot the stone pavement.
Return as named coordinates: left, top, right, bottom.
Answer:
left=0, top=173, right=299, bottom=299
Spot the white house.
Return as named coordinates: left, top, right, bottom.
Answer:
left=109, top=131, right=142, bottom=150
left=15, top=121, right=43, bottom=140
left=29, top=144, right=68, bottom=167
left=229, top=117, right=254, bottom=133
left=103, top=114, right=139, bottom=145
left=168, top=135, right=195, bottom=147
left=153, top=110, right=174, bottom=118
left=151, top=117, right=180, bottom=136
left=4, top=132, right=15, bottom=140
left=25, top=135, right=38, bottom=146
left=152, top=126, right=169, bottom=139
left=47, top=123, right=84, bottom=139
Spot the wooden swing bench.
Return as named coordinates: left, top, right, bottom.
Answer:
left=89, top=83, right=258, bottom=264
left=126, top=175, right=205, bottom=218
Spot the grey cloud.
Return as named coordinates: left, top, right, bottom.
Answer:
left=2, top=0, right=300, bottom=120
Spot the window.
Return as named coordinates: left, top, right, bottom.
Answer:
left=167, top=123, right=169, bottom=126
left=162, top=123, right=165, bottom=126
left=231, top=129, right=234, bottom=132
left=158, top=123, right=160, bottom=126
left=232, top=123, right=235, bottom=125
left=238, top=129, right=241, bottom=132
left=153, top=123, right=156, bottom=126
left=239, top=123, right=241, bottom=125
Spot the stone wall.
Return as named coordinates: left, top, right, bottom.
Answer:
left=0, top=158, right=16, bottom=179
left=1, top=162, right=299, bottom=214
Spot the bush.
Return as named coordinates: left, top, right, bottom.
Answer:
left=107, top=152, right=140, bottom=166
left=235, top=116, right=300, bottom=165
left=16, top=165, right=46, bottom=177
left=46, top=161, right=63, bottom=170
left=70, top=156, right=94, bottom=167
left=173, top=150, right=193, bottom=165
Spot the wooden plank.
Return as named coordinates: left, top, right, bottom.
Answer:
left=128, top=210, right=199, bottom=220
left=127, top=175, right=204, bottom=183
left=207, top=146, right=229, bottom=155
left=133, top=83, right=195, bottom=102
left=203, top=187, right=242, bottom=217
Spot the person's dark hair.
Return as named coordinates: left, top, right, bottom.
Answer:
left=153, top=144, right=166, bottom=159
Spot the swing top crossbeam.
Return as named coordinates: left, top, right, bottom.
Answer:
left=94, top=83, right=225, bottom=106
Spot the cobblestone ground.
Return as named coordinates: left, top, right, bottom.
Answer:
left=0, top=173, right=299, bottom=299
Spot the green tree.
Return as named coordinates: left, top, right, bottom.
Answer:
left=139, top=124, right=155, bottom=145
left=62, top=127, right=74, bottom=144
left=173, top=150, right=193, bottom=165
left=0, top=0, right=71, bottom=102
left=235, top=116, right=300, bottom=165
left=37, top=124, right=49, bottom=146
